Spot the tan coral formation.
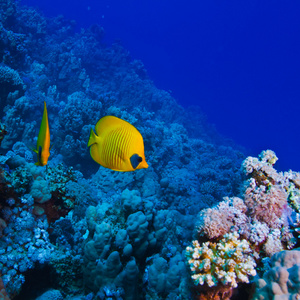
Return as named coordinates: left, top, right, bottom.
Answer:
left=252, top=249, right=300, bottom=300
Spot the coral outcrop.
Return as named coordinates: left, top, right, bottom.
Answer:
left=252, top=249, right=300, bottom=300
left=186, top=232, right=256, bottom=288
left=186, top=150, right=300, bottom=299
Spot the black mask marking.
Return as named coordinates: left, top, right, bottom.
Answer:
left=130, top=154, right=143, bottom=169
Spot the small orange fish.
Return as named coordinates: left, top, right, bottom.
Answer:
left=33, top=101, right=51, bottom=166
left=88, top=116, right=148, bottom=172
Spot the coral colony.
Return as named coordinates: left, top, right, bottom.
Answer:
left=1, top=1, right=300, bottom=300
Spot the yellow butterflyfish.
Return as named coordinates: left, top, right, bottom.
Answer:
left=33, top=101, right=51, bottom=166
left=88, top=116, right=148, bottom=172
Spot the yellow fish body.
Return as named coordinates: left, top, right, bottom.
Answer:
left=88, top=116, right=148, bottom=172
left=34, top=101, right=51, bottom=166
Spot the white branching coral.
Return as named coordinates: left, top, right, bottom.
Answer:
left=186, top=232, right=256, bottom=288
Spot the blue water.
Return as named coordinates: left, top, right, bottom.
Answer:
left=20, top=0, right=300, bottom=172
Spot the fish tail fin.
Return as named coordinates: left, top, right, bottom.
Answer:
left=88, top=128, right=98, bottom=147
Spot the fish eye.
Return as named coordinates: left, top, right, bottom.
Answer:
left=130, top=154, right=143, bottom=169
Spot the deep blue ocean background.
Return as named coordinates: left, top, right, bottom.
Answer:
left=20, top=0, right=300, bottom=172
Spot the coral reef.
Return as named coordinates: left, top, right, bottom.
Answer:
left=242, top=150, right=298, bottom=254
left=186, top=232, right=256, bottom=288
left=196, top=196, right=249, bottom=240
left=81, top=190, right=191, bottom=299
left=193, top=150, right=299, bottom=257
left=0, top=65, right=24, bottom=104
left=0, top=148, right=83, bottom=297
left=252, top=249, right=300, bottom=300
left=185, top=150, right=300, bottom=299
left=2, top=1, right=298, bottom=300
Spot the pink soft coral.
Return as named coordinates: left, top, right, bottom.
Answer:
left=244, top=179, right=288, bottom=228
left=196, top=197, right=249, bottom=240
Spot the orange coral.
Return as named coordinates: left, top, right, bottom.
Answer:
left=193, top=284, right=233, bottom=300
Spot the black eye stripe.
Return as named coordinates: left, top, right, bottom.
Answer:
left=130, top=154, right=142, bottom=169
